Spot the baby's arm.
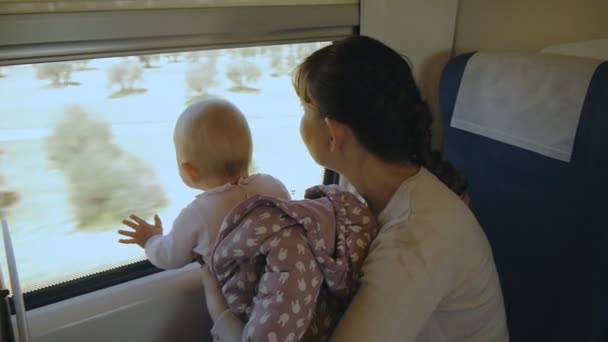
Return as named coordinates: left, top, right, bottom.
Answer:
left=142, top=206, right=204, bottom=269
left=119, top=210, right=196, bottom=269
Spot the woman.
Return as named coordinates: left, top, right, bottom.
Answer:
left=202, top=35, right=509, bottom=341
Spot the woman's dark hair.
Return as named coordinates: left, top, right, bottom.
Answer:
left=293, top=35, right=468, bottom=196
left=428, top=150, right=469, bottom=197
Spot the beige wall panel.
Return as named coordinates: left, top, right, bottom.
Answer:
left=361, top=0, right=459, bottom=148
left=455, top=0, right=608, bottom=54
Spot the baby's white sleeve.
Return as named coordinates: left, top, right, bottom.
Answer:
left=144, top=206, right=203, bottom=269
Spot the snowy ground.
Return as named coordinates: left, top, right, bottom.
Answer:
left=0, top=44, right=325, bottom=291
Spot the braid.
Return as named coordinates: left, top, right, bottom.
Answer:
left=411, top=101, right=469, bottom=197
left=410, top=101, right=433, bottom=167
left=427, top=150, right=469, bottom=196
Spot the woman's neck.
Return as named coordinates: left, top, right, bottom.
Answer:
left=344, top=155, right=420, bottom=217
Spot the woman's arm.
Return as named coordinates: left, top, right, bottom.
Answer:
left=211, top=311, right=244, bottom=342
left=330, top=229, right=451, bottom=341
left=206, top=227, right=451, bottom=342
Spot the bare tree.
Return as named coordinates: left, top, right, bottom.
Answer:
left=72, top=60, right=92, bottom=71
left=185, top=51, right=203, bottom=64
left=205, top=49, right=222, bottom=59
left=285, top=51, right=298, bottom=74
left=107, top=61, right=144, bottom=97
left=226, top=62, right=262, bottom=92
left=186, top=62, right=217, bottom=97
left=299, top=43, right=325, bottom=59
left=269, top=46, right=287, bottom=76
left=239, top=47, right=259, bottom=59
left=46, top=107, right=114, bottom=169
left=45, top=107, right=167, bottom=230
left=36, top=62, right=75, bottom=87
left=165, top=53, right=182, bottom=63
left=138, top=55, right=161, bottom=68
left=0, top=149, right=19, bottom=219
left=259, top=46, right=272, bottom=56
left=0, top=190, right=18, bottom=217
left=227, top=48, right=240, bottom=59
left=295, top=44, right=313, bottom=61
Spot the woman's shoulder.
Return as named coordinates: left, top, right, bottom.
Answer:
left=404, top=168, right=476, bottom=221
left=376, top=167, right=492, bottom=266
left=379, top=168, right=471, bottom=228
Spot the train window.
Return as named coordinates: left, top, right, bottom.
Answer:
left=0, top=42, right=330, bottom=293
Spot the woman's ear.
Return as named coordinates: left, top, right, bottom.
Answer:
left=324, top=118, right=347, bottom=152
left=181, top=162, right=201, bottom=183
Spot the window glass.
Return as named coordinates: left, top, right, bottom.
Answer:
left=0, top=41, right=329, bottom=291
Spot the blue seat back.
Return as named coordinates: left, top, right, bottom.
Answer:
left=440, top=53, right=608, bottom=342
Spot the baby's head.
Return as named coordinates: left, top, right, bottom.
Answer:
left=174, top=97, right=252, bottom=190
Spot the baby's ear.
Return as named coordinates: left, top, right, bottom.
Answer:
left=181, top=162, right=201, bottom=183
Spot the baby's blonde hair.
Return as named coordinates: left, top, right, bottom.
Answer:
left=174, top=97, right=252, bottom=181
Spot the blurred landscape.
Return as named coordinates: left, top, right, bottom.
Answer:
left=0, top=42, right=328, bottom=291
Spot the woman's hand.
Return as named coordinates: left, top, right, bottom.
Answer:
left=200, top=264, right=229, bottom=322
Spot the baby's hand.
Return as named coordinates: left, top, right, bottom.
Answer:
left=118, top=214, right=163, bottom=248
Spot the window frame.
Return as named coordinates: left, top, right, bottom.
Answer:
left=12, top=260, right=163, bottom=312
left=1, top=2, right=354, bottom=308
left=0, top=4, right=358, bottom=66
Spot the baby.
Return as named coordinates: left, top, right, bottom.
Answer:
left=209, top=185, right=378, bottom=342
left=118, top=97, right=290, bottom=267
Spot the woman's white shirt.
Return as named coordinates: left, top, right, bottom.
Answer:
left=330, top=167, right=509, bottom=341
